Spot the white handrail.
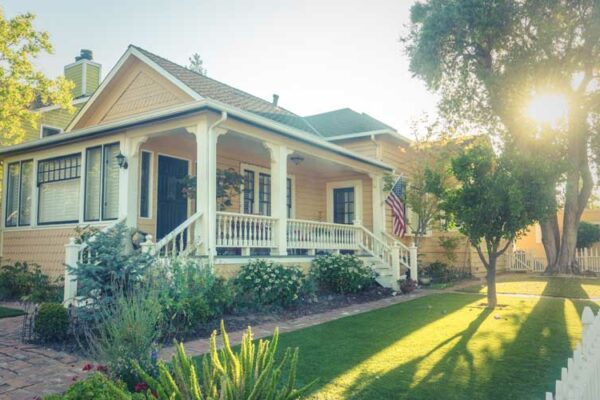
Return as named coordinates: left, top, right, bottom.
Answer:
left=358, top=226, right=394, bottom=266
left=287, top=218, right=360, bottom=250
left=380, top=230, right=411, bottom=269
left=216, top=212, right=277, bottom=249
left=155, top=211, right=203, bottom=257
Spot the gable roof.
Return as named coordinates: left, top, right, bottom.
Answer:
left=305, top=108, right=397, bottom=138
left=129, top=45, right=321, bottom=136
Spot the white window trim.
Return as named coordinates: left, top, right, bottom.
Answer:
left=39, top=124, right=63, bottom=139
left=326, top=179, right=363, bottom=224
left=239, top=162, right=295, bottom=218
left=139, top=150, right=154, bottom=219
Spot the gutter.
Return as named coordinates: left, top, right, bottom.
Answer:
left=0, top=99, right=394, bottom=172
left=324, top=129, right=412, bottom=144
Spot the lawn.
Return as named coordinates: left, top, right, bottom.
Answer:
left=265, top=292, right=598, bottom=399
left=0, top=306, right=24, bottom=319
left=459, top=275, right=600, bottom=299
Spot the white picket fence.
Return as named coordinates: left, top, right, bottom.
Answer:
left=509, top=248, right=600, bottom=273
left=546, top=307, right=600, bottom=400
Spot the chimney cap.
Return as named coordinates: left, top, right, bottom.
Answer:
left=75, top=49, right=93, bottom=62
left=272, top=94, right=279, bottom=106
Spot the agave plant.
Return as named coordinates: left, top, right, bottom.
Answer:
left=133, top=321, right=316, bottom=400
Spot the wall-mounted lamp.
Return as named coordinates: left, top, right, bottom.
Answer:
left=290, top=155, right=304, bottom=166
left=115, top=152, right=128, bottom=169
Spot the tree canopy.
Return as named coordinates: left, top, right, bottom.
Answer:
left=405, top=0, right=600, bottom=273
left=0, top=8, right=74, bottom=146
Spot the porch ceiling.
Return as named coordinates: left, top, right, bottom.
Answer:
left=218, top=131, right=368, bottom=178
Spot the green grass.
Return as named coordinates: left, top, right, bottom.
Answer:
left=267, top=292, right=597, bottom=399
left=0, top=306, right=24, bottom=319
left=460, top=275, right=600, bottom=299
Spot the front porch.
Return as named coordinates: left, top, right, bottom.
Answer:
left=59, top=111, right=416, bottom=300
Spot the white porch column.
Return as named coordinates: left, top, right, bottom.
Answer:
left=119, top=136, right=147, bottom=227
left=192, top=121, right=224, bottom=258
left=370, top=173, right=385, bottom=238
left=265, top=143, right=291, bottom=256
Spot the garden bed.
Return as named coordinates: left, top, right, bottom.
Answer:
left=169, top=285, right=395, bottom=342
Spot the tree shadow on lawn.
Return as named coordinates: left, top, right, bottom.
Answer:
left=273, top=293, right=483, bottom=398
left=339, top=279, right=599, bottom=400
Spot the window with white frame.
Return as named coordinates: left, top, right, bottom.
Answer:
left=40, top=125, right=62, bottom=138
left=38, top=154, right=81, bottom=224
left=84, top=143, right=120, bottom=221
left=5, top=160, right=33, bottom=227
left=241, top=165, right=293, bottom=217
left=139, top=151, right=152, bottom=218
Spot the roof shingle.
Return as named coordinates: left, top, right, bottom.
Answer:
left=305, top=108, right=396, bottom=138
left=131, top=45, right=321, bottom=136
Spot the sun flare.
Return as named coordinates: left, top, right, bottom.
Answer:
left=527, top=93, right=569, bottom=127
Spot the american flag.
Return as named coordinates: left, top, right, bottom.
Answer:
left=386, top=179, right=406, bottom=237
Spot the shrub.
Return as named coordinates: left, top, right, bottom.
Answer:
left=400, top=278, right=417, bottom=294
left=310, top=254, right=376, bottom=294
left=421, top=262, right=472, bottom=283
left=577, top=221, right=600, bottom=249
left=156, top=258, right=234, bottom=338
left=133, top=322, right=316, bottom=400
left=44, top=373, right=140, bottom=400
left=70, top=223, right=155, bottom=309
left=0, top=261, right=62, bottom=302
left=34, top=303, right=69, bottom=342
left=82, top=288, right=163, bottom=386
left=233, top=260, right=305, bottom=308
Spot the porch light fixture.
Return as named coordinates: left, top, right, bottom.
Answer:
left=115, top=152, right=128, bottom=169
left=290, top=155, right=304, bottom=165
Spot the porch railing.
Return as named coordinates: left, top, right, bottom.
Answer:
left=287, top=219, right=359, bottom=251
left=216, top=212, right=277, bottom=249
left=153, top=211, right=203, bottom=257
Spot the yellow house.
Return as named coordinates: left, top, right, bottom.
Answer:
left=0, top=45, right=511, bottom=301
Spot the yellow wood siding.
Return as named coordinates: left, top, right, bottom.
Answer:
left=3, top=228, right=76, bottom=278
left=73, top=57, right=194, bottom=129
left=86, top=64, right=101, bottom=95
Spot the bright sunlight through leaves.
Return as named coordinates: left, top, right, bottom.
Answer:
left=527, top=93, right=569, bottom=127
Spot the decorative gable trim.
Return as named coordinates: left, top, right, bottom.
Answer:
left=66, top=47, right=202, bottom=132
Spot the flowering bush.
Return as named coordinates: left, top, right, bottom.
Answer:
left=310, top=254, right=376, bottom=294
left=233, top=260, right=306, bottom=308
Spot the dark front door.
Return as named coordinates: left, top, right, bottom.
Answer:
left=333, top=187, right=355, bottom=224
left=157, top=155, right=189, bottom=240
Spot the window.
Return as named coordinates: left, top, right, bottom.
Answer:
left=5, top=160, right=33, bottom=227
left=243, top=170, right=255, bottom=214
left=140, top=151, right=152, bottom=218
left=241, top=165, right=293, bottom=217
left=38, top=154, right=81, bottom=224
left=259, top=173, right=271, bottom=216
left=84, top=143, right=120, bottom=221
left=333, top=187, right=355, bottom=224
left=41, top=125, right=62, bottom=138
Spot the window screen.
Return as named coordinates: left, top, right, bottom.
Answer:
left=38, top=154, right=81, bottom=224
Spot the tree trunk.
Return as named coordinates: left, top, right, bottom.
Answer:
left=541, top=214, right=560, bottom=273
left=486, top=256, right=497, bottom=309
left=542, top=108, right=592, bottom=275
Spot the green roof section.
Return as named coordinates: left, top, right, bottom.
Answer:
left=131, top=45, right=322, bottom=137
left=305, top=108, right=396, bottom=138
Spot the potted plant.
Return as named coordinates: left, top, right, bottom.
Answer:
left=399, top=278, right=417, bottom=294
left=419, top=274, right=431, bottom=286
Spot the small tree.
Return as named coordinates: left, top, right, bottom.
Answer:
left=187, top=53, right=206, bottom=75
left=0, top=9, right=74, bottom=145
left=432, top=141, right=552, bottom=308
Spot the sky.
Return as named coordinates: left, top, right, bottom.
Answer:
left=3, top=0, right=436, bottom=137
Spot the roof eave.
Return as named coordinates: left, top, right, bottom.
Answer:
left=324, top=129, right=412, bottom=144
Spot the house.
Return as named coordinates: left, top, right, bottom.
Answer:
left=0, top=46, right=510, bottom=302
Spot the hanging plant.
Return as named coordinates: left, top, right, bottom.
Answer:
left=179, top=168, right=245, bottom=211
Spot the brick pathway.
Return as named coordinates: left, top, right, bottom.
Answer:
left=0, top=303, right=87, bottom=400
